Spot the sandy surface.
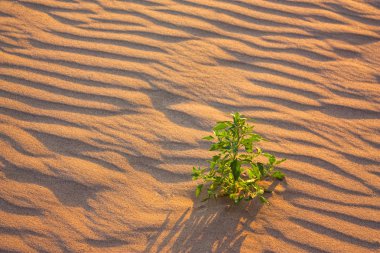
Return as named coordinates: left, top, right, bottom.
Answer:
left=0, top=0, right=379, bottom=252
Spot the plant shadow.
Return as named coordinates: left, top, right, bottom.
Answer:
left=146, top=180, right=285, bottom=253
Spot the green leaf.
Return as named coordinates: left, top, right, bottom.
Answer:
left=207, top=188, right=216, bottom=198
left=257, top=162, right=266, bottom=177
left=250, top=165, right=261, bottom=180
left=256, top=147, right=262, bottom=155
left=232, top=112, right=241, bottom=122
left=249, top=134, right=262, bottom=142
left=210, top=155, right=220, bottom=169
left=259, top=196, right=269, bottom=204
left=209, top=143, right=219, bottom=151
left=263, top=153, right=276, bottom=165
left=212, top=155, right=220, bottom=161
left=213, top=122, right=229, bottom=131
left=230, top=159, right=242, bottom=181
left=202, top=135, right=214, bottom=141
left=272, top=170, right=285, bottom=180
left=229, top=193, right=242, bottom=204
left=247, top=169, right=255, bottom=179
left=242, top=138, right=253, bottom=152
left=275, top=158, right=287, bottom=165
left=195, top=184, right=203, bottom=197
left=192, top=167, right=200, bottom=180
left=256, top=185, right=264, bottom=195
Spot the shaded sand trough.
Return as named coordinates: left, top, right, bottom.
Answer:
left=0, top=0, right=380, bottom=252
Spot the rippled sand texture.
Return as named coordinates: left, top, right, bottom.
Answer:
left=0, top=0, right=380, bottom=252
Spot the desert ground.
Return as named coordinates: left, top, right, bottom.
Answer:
left=0, top=0, right=379, bottom=252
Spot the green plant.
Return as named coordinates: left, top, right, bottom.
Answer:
left=192, top=112, right=286, bottom=204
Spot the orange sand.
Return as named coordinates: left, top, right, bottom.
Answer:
left=0, top=0, right=379, bottom=252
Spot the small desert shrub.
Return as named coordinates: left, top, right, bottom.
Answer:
left=192, top=112, right=286, bottom=204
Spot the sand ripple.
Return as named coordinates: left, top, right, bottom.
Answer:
left=0, top=0, right=379, bottom=252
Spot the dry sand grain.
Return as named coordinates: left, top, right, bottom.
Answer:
left=0, top=0, right=379, bottom=252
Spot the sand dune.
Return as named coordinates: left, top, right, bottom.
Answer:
left=0, top=0, right=379, bottom=252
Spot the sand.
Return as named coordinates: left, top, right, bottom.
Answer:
left=0, top=0, right=379, bottom=252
